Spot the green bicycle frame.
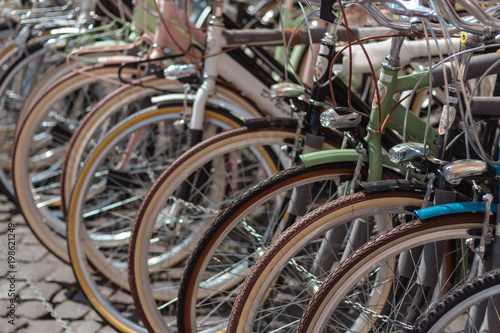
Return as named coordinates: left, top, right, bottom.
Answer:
left=301, top=64, right=437, bottom=182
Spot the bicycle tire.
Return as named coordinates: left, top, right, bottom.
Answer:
left=127, top=121, right=343, bottom=333
left=294, top=213, right=490, bottom=333
left=12, top=63, right=138, bottom=263
left=226, top=187, right=427, bottom=333
left=414, top=268, right=500, bottom=333
left=178, top=166, right=406, bottom=332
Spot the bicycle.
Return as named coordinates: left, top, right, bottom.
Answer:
left=61, top=1, right=417, bottom=331
left=224, top=0, right=500, bottom=331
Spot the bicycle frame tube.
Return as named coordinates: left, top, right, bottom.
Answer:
left=190, top=13, right=292, bottom=131
left=301, top=65, right=437, bottom=182
left=366, top=66, right=438, bottom=180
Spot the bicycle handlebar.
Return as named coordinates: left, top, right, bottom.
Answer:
left=319, top=0, right=500, bottom=35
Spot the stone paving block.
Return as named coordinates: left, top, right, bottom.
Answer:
left=68, top=319, right=103, bottom=333
left=17, top=300, right=51, bottom=319
left=2, top=317, right=28, bottom=333
left=0, top=298, right=18, bottom=318
left=0, top=222, right=10, bottom=233
left=52, top=289, right=76, bottom=304
left=0, top=211, right=10, bottom=222
left=84, top=307, right=107, bottom=324
left=19, top=281, right=60, bottom=301
left=108, top=289, right=135, bottom=305
left=0, top=265, right=10, bottom=278
left=0, top=299, right=9, bottom=316
left=13, top=221, right=29, bottom=229
left=18, top=232, right=43, bottom=246
left=0, top=278, right=19, bottom=300
left=0, top=201, right=17, bottom=213
left=17, top=319, right=65, bottom=333
left=46, top=264, right=77, bottom=285
left=10, top=214, right=26, bottom=225
left=16, top=244, right=48, bottom=263
left=53, top=299, right=91, bottom=320
left=43, top=252, right=67, bottom=267
left=95, top=284, right=114, bottom=298
left=16, top=260, right=58, bottom=283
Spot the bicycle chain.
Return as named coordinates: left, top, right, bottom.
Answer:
left=280, top=245, right=416, bottom=331
left=288, top=258, right=323, bottom=286
left=170, top=196, right=221, bottom=215
left=343, top=298, right=415, bottom=331
left=240, top=219, right=264, bottom=243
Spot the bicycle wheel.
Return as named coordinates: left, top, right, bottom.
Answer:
left=66, top=105, right=274, bottom=332
left=294, top=213, right=489, bottom=333
left=227, top=187, right=428, bottom=333
left=12, top=63, right=138, bottom=263
left=128, top=121, right=343, bottom=333
left=178, top=166, right=406, bottom=332
left=414, top=268, right=500, bottom=333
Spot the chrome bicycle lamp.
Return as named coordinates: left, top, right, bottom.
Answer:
left=389, top=142, right=429, bottom=164
left=270, top=83, right=305, bottom=99
left=443, top=159, right=487, bottom=185
left=164, top=64, right=197, bottom=80
left=319, top=108, right=361, bottom=128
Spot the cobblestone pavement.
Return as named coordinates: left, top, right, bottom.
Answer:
left=0, top=193, right=116, bottom=333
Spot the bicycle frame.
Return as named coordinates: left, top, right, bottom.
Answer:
left=301, top=36, right=439, bottom=182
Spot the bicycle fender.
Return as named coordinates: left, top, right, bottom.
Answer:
left=244, top=117, right=298, bottom=128
left=299, top=149, right=365, bottom=167
left=357, top=179, right=427, bottom=194
left=416, top=202, right=497, bottom=220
